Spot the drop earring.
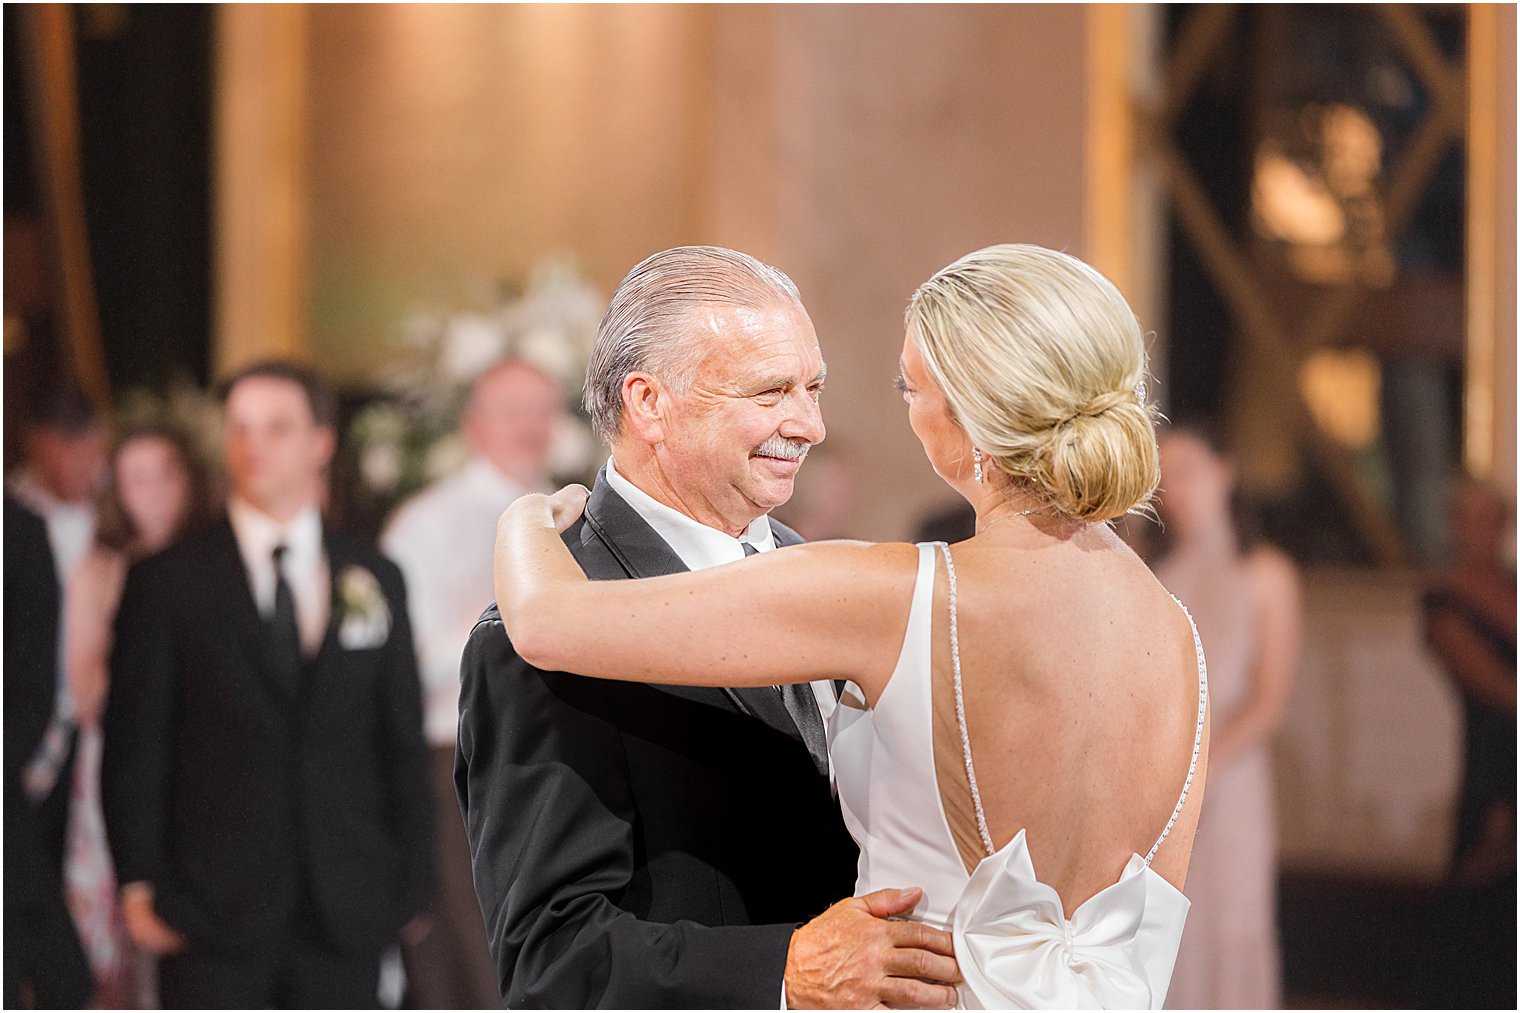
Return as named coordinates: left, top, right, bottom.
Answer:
left=972, top=448, right=984, bottom=482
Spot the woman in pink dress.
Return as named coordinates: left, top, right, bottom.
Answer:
left=1155, top=423, right=1302, bottom=1009
left=64, top=426, right=209, bottom=1007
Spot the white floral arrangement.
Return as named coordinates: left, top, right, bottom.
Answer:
left=346, top=257, right=607, bottom=514
left=336, top=563, right=391, bottom=650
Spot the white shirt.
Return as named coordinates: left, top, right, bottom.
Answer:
left=605, top=458, right=836, bottom=725
left=7, top=469, right=96, bottom=586
left=381, top=457, right=532, bottom=747
left=227, top=497, right=329, bottom=657
left=8, top=469, right=99, bottom=722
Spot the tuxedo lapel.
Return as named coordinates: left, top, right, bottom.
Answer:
left=577, top=467, right=810, bottom=745
left=578, top=473, right=686, bottom=581
left=208, top=518, right=300, bottom=703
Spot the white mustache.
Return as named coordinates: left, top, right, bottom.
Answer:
left=753, top=437, right=811, bottom=461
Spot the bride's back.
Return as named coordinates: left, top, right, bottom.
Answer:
left=928, top=523, right=1207, bottom=915
left=896, top=242, right=1207, bottom=919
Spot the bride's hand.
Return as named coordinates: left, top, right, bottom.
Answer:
left=547, top=484, right=590, bottom=533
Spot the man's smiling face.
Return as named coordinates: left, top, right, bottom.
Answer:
left=653, top=300, right=827, bottom=533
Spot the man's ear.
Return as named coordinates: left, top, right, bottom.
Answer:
left=620, top=373, right=666, bottom=444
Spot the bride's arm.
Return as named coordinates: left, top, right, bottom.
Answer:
left=494, top=491, right=916, bottom=702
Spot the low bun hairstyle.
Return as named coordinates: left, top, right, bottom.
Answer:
left=906, top=244, right=1159, bottom=522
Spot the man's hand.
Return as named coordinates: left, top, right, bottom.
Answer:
left=121, top=888, right=187, bottom=955
left=784, top=887, right=959, bottom=1009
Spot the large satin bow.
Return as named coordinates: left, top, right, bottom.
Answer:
left=952, top=830, right=1161, bottom=1009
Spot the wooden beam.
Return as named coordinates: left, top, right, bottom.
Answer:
left=1160, top=5, right=1236, bottom=126
left=1380, top=4, right=1467, bottom=119
left=19, top=4, right=111, bottom=415
left=1464, top=3, right=1503, bottom=483
left=1086, top=4, right=1135, bottom=296
left=1141, top=5, right=1495, bottom=565
left=212, top=5, right=309, bottom=378
left=1294, top=107, right=1463, bottom=355
left=1155, top=137, right=1411, bottom=565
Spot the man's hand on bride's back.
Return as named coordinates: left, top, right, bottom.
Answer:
left=784, top=887, right=959, bottom=1009
left=547, top=484, right=590, bottom=533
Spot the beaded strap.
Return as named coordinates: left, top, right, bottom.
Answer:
left=1143, top=597, right=1209, bottom=866
left=938, top=542, right=1209, bottom=867
left=938, top=542, right=996, bottom=857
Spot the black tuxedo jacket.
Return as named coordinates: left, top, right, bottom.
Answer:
left=4, top=497, right=91, bottom=1008
left=456, top=474, right=859, bottom=1008
left=101, top=517, right=433, bottom=957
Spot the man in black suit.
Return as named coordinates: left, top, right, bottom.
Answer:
left=457, top=247, right=958, bottom=1009
left=4, top=496, right=92, bottom=1008
left=102, top=362, right=433, bottom=1008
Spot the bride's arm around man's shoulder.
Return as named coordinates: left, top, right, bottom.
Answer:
left=496, top=487, right=921, bottom=703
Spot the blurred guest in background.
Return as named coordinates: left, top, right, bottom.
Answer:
left=64, top=426, right=210, bottom=1007
left=1422, top=476, right=1514, bottom=1005
left=4, top=495, right=92, bottom=1009
left=380, top=357, right=561, bottom=1007
left=1154, top=422, right=1301, bottom=1010
left=8, top=383, right=108, bottom=581
left=7, top=384, right=109, bottom=888
left=102, top=361, right=433, bottom=1008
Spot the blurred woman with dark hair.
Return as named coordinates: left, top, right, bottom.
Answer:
left=1153, top=422, right=1301, bottom=1010
left=63, top=426, right=210, bottom=1007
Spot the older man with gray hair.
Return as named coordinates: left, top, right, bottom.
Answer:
left=455, top=246, right=957, bottom=1008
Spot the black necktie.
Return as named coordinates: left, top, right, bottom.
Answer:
left=743, top=541, right=830, bottom=776
left=268, top=543, right=302, bottom=687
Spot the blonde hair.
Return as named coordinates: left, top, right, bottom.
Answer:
left=905, top=244, right=1159, bottom=522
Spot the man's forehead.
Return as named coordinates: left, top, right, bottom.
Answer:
left=688, top=303, right=821, bottom=369
left=225, top=378, right=313, bottom=419
left=476, top=361, right=556, bottom=397
left=689, top=301, right=805, bottom=332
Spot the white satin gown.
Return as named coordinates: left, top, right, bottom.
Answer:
left=828, top=543, right=1208, bottom=1009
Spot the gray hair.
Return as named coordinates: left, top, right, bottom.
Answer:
left=583, top=246, right=804, bottom=442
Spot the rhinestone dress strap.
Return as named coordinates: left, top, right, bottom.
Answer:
left=937, top=542, right=996, bottom=858
left=1143, top=595, right=1209, bottom=866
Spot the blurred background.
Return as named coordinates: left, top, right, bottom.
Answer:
left=4, top=3, right=1515, bottom=1009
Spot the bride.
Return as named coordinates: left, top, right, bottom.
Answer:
left=493, top=244, right=1209, bottom=1009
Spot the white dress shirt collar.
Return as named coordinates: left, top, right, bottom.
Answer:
left=605, top=458, right=837, bottom=789
left=605, top=457, right=774, bottom=572
left=228, top=496, right=323, bottom=565
left=7, top=468, right=97, bottom=582
left=227, top=496, right=329, bottom=654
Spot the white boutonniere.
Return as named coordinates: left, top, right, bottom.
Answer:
left=336, top=565, right=391, bottom=650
